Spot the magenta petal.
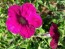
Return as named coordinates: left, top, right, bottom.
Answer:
left=27, top=13, right=42, bottom=28
left=8, top=5, right=20, bottom=18
left=6, top=5, right=21, bottom=34
left=20, top=3, right=36, bottom=17
left=6, top=18, right=21, bottom=34
left=49, top=22, right=60, bottom=49
left=49, top=22, right=59, bottom=38
left=19, top=25, right=35, bottom=38
left=50, top=39, right=58, bottom=49
left=21, top=3, right=36, bottom=12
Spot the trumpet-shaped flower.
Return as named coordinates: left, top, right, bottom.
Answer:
left=49, top=22, right=60, bottom=49
left=6, top=3, right=42, bottom=38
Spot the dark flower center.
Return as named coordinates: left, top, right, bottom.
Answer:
left=19, top=17, right=27, bottom=25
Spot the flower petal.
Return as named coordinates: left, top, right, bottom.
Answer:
left=50, top=39, right=58, bottom=49
left=20, top=3, right=36, bottom=17
left=49, top=22, right=59, bottom=38
left=19, top=25, right=35, bottom=38
left=8, top=5, right=20, bottom=18
left=6, top=18, right=21, bottom=34
left=27, top=13, right=42, bottom=28
left=6, top=5, right=21, bottom=34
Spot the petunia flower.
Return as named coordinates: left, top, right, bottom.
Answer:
left=6, top=3, right=42, bottom=38
left=49, top=22, right=60, bottom=49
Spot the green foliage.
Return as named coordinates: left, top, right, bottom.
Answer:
left=0, top=0, right=65, bottom=49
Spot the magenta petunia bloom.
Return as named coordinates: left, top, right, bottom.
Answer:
left=49, top=22, right=60, bottom=49
left=6, top=3, right=42, bottom=38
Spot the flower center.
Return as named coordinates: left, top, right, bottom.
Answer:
left=17, top=15, right=28, bottom=25
left=19, top=17, right=26, bottom=24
